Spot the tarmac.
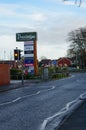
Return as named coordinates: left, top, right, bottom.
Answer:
left=54, top=93, right=86, bottom=130
left=54, top=101, right=86, bottom=130
left=0, top=80, right=86, bottom=130
left=0, top=79, right=41, bottom=92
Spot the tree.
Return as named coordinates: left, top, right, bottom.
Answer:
left=63, top=0, right=82, bottom=7
left=67, top=27, right=86, bottom=68
left=39, top=56, right=47, bottom=61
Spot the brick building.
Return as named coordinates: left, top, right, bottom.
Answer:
left=57, top=57, right=71, bottom=67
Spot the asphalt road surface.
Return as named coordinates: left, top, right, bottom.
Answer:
left=0, top=73, right=86, bottom=130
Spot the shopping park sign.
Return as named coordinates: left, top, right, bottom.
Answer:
left=16, top=32, right=37, bottom=41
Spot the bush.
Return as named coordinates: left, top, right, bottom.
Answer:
left=10, top=68, right=22, bottom=80
left=52, top=72, right=69, bottom=79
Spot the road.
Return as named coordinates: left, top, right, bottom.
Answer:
left=0, top=73, right=86, bottom=130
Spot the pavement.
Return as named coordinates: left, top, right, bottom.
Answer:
left=55, top=94, right=86, bottom=130
left=0, top=79, right=41, bottom=92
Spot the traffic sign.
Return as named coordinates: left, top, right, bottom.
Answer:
left=52, top=60, right=57, bottom=65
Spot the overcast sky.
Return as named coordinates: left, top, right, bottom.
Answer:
left=0, top=0, right=86, bottom=60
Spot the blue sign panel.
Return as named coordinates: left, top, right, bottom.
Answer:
left=24, top=59, right=34, bottom=64
left=52, top=60, right=57, bottom=65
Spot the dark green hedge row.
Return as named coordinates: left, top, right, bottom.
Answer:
left=52, top=72, right=69, bottom=79
left=10, top=69, right=40, bottom=80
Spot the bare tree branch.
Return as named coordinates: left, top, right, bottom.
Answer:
left=63, top=0, right=82, bottom=7
left=67, top=27, right=86, bottom=68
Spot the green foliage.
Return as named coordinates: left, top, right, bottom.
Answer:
left=10, top=69, right=22, bottom=80
left=10, top=69, right=21, bottom=75
left=48, top=66, right=55, bottom=75
left=24, top=74, right=40, bottom=80
left=10, top=67, right=69, bottom=80
left=10, top=68, right=40, bottom=80
left=52, top=72, right=69, bottom=79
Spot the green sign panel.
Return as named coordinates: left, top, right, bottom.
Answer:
left=16, top=32, right=37, bottom=41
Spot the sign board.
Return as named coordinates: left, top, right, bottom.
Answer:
left=24, top=59, right=34, bottom=64
left=24, top=41, right=34, bottom=51
left=24, top=59, right=34, bottom=66
left=24, top=54, right=34, bottom=57
left=16, top=32, right=38, bottom=75
left=24, top=46, right=34, bottom=51
left=24, top=63, right=34, bottom=67
left=24, top=41, right=34, bottom=67
left=16, top=32, right=37, bottom=41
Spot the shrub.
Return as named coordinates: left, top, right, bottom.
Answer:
left=10, top=68, right=22, bottom=80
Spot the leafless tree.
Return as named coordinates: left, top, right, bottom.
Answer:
left=67, top=27, right=86, bottom=68
left=63, top=0, right=82, bottom=6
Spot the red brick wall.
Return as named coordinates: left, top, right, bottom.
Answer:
left=0, top=64, right=10, bottom=86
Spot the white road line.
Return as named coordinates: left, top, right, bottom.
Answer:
left=40, top=91, right=86, bottom=130
left=46, top=86, right=55, bottom=91
left=0, top=91, right=40, bottom=106
left=37, top=91, right=41, bottom=94
left=42, top=86, right=55, bottom=93
left=40, top=110, right=66, bottom=130
left=12, top=97, right=21, bottom=102
left=40, top=96, right=81, bottom=130
left=0, top=86, right=55, bottom=107
left=0, top=97, right=21, bottom=106
left=79, top=92, right=86, bottom=100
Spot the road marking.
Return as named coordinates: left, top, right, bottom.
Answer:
left=0, top=91, right=40, bottom=106
left=40, top=91, right=86, bottom=130
left=37, top=91, right=41, bottom=94
left=12, top=97, right=21, bottom=102
left=42, top=86, right=55, bottom=93
left=0, top=97, right=21, bottom=106
left=79, top=92, right=86, bottom=100
left=0, top=86, right=55, bottom=107
left=40, top=97, right=80, bottom=130
left=40, top=110, right=66, bottom=130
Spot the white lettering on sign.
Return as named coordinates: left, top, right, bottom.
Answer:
left=17, top=34, right=35, bottom=41
left=24, top=41, right=34, bottom=45
left=24, top=54, right=34, bottom=57
left=24, top=46, right=34, bottom=51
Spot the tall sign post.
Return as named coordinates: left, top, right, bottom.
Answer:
left=16, top=32, right=38, bottom=75
left=34, top=40, right=38, bottom=75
